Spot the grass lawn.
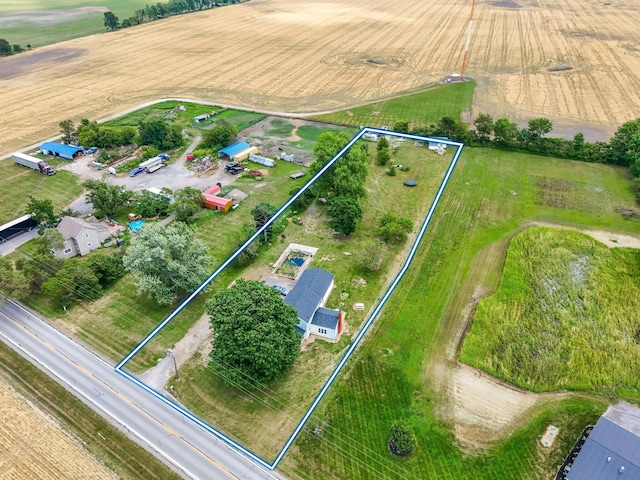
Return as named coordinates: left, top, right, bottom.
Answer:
left=103, top=100, right=222, bottom=128
left=461, top=226, right=640, bottom=397
left=169, top=141, right=453, bottom=460
left=312, top=82, right=475, bottom=130
left=277, top=146, right=640, bottom=479
left=0, top=159, right=82, bottom=224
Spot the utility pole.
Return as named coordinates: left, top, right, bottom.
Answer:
left=167, top=348, right=179, bottom=380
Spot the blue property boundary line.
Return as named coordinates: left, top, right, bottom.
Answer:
left=115, top=128, right=464, bottom=471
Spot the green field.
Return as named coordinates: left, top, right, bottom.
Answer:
left=277, top=146, right=640, bottom=480
left=0, top=1, right=151, bottom=48
left=0, top=159, right=82, bottom=224
left=461, top=226, right=640, bottom=397
left=313, top=82, right=475, bottom=130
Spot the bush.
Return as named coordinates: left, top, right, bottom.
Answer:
left=389, top=421, right=416, bottom=456
left=356, top=241, right=384, bottom=272
left=378, top=212, right=413, bottom=244
left=387, top=166, right=396, bottom=176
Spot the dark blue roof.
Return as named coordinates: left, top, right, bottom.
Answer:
left=310, top=307, right=339, bottom=329
left=294, top=325, right=305, bottom=336
left=217, top=142, right=250, bottom=158
left=567, top=417, right=640, bottom=479
left=41, top=142, right=84, bottom=156
left=284, top=268, right=334, bottom=323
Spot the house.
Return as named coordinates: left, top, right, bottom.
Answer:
left=564, top=401, right=640, bottom=479
left=217, top=142, right=258, bottom=162
left=284, top=268, right=344, bottom=340
left=40, top=142, right=84, bottom=160
left=55, top=216, right=111, bottom=258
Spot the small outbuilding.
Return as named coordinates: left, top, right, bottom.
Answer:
left=194, top=114, right=210, bottom=123
left=40, top=142, right=84, bottom=160
left=203, top=196, right=233, bottom=213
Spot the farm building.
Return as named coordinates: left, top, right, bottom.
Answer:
left=427, top=137, right=449, bottom=150
left=217, top=142, right=259, bottom=162
left=40, top=142, right=84, bottom=160
left=284, top=267, right=344, bottom=340
left=202, top=184, right=232, bottom=212
left=55, top=216, right=111, bottom=258
left=564, top=401, right=640, bottom=479
left=194, top=113, right=210, bottom=123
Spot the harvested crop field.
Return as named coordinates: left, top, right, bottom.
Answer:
left=0, top=378, right=116, bottom=479
left=2, top=0, right=640, bottom=153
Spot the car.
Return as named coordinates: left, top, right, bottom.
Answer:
left=224, top=162, right=240, bottom=171
left=158, top=153, right=170, bottom=160
left=272, top=285, right=289, bottom=296
left=86, top=147, right=98, bottom=155
left=227, top=166, right=243, bottom=175
left=129, top=167, right=145, bottom=177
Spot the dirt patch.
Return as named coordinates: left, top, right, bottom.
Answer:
left=0, top=48, right=85, bottom=80
left=0, top=377, right=116, bottom=478
left=533, top=222, right=640, bottom=249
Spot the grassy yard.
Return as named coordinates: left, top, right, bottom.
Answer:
left=312, top=82, right=475, bottom=130
left=0, top=159, right=82, bottom=224
left=103, top=100, right=222, bottom=128
left=461, top=226, right=640, bottom=397
left=169, top=141, right=452, bottom=460
left=277, top=146, right=640, bottom=479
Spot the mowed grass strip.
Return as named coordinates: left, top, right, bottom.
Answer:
left=461, top=226, right=640, bottom=396
left=0, top=341, right=182, bottom=480
left=0, top=160, right=82, bottom=224
left=312, top=82, right=475, bottom=129
left=279, top=146, right=640, bottom=479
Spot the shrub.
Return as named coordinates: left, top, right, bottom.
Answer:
left=389, top=421, right=416, bottom=456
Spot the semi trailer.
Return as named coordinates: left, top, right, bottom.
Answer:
left=12, top=152, right=55, bottom=175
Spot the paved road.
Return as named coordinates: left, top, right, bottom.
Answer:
left=0, top=299, right=283, bottom=480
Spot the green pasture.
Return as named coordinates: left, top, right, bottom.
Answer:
left=0, top=1, right=150, bottom=48
left=278, top=146, right=640, bottom=479
left=313, top=82, right=475, bottom=130
left=462, top=226, right=640, bottom=397
left=103, top=100, right=222, bottom=128
left=0, top=159, right=82, bottom=224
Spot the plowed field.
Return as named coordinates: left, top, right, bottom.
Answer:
left=0, top=380, right=116, bottom=479
left=1, top=0, right=640, bottom=153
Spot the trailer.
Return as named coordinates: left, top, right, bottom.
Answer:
left=12, top=152, right=55, bottom=175
left=139, top=156, right=164, bottom=173
left=249, top=154, right=275, bottom=167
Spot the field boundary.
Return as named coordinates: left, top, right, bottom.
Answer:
left=115, top=128, right=465, bottom=470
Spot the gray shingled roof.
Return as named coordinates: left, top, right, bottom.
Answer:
left=284, top=268, right=334, bottom=323
left=57, top=216, right=109, bottom=240
left=567, top=402, right=640, bottom=479
left=310, top=307, right=339, bottom=329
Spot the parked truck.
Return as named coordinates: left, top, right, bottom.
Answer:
left=12, top=152, right=55, bottom=175
left=139, top=155, right=164, bottom=173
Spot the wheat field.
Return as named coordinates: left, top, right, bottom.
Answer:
left=0, top=380, right=116, bottom=479
left=1, top=0, right=640, bottom=153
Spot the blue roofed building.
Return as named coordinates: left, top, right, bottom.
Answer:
left=40, top=142, right=84, bottom=160
left=217, top=141, right=251, bottom=161
left=284, top=268, right=344, bottom=340
left=564, top=401, right=640, bottom=479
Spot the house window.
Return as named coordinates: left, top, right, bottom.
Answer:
left=85, top=233, right=89, bottom=238
left=87, top=242, right=92, bottom=248
left=63, top=247, right=72, bottom=254
left=318, top=328, right=327, bottom=335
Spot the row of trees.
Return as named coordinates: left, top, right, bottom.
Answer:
left=392, top=114, right=640, bottom=200
left=104, top=0, right=244, bottom=31
left=0, top=39, right=30, bottom=56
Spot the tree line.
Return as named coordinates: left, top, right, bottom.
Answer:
left=104, top=0, right=246, bottom=31
left=390, top=115, right=640, bottom=202
left=0, top=39, right=30, bottom=56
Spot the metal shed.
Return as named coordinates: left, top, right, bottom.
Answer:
left=40, top=142, right=84, bottom=160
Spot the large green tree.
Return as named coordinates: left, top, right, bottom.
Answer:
left=0, top=257, right=29, bottom=298
left=473, top=113, right=494, bottom=143
left=328, top=196, right=362, bottom=235
left=493, top=118, right=519, bottom=145
left=171, top=187, right=203, bottom=223
left=608, top=118, right=640, bottom=167
left=201, top=119, right=237, bottom=150
left=25, top=196, right=56, bottom=225
left=103, top=11, right=120, bottom=30
left=83, top=180, right=131, bottom=217
left=0, top=39, right=11, bottom=56
left=251, top=202, right=285, bottom=242
left=122, top=222, right=211, bottom=305
left=138, top=117, right=183, bottom=151
left=59, top=119, right=76, bottom=145
left=207, top=279, right=300, bottom=388
left=43, top=262, right=102, bottom=304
